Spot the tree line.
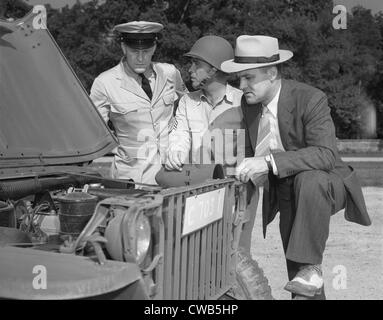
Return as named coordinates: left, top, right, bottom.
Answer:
left=2, top=0, right=382, bottom=139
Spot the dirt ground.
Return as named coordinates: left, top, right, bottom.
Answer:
left=250, top=187, right=383, bottom=300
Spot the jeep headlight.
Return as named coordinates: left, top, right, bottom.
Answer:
left=105, top=207, right=151, bottom=266
left=135, top=212, right=151, bottom=265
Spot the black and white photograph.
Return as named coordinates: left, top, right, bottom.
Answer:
left=0, top=0, right=382, bottom=303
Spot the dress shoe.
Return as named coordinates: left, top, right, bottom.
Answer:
left=284, top=264, right=323, bottom=297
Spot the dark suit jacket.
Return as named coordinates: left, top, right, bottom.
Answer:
left=241, top=79, right=371, bottom=236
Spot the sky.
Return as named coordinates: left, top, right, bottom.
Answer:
left=334, top=0, right=383, bottom=13
left=25, top=0, right=100, bottom=9
left=25, top=0, right=383, bottom=13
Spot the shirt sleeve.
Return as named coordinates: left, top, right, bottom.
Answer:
left=90, top=77, right=110, bottom=123
left=269, top=153, right=279, bottom=175
left=174, top=68, right=188, bottom=99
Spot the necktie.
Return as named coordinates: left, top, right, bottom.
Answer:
left=254, top=105, right=273, bottom=156
left=139, top=73, right=153, bottom=100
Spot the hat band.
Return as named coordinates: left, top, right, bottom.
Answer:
left=234, top=54, right=280, bottom=64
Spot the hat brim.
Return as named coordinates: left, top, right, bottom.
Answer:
left=118, top=32, right=159, bottom=49
left=184, top=52, right=200, bottom=59
left=221, top=50, right=293, bottom=73
left=184, top=52, right=210, bottom=64
left=124, top=42, right=157, bottom=49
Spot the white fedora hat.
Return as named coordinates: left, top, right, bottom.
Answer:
left=221, top=35, right=293, bottom=73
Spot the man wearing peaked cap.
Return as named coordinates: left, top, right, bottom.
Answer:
left=90, top=21, right=187, bottom=185
left=221, top=35, right=371, bottom=299
left=113, top=21, right=163, bottom=49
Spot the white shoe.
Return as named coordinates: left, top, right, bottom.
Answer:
left=284, top=264, right=323, bottom=297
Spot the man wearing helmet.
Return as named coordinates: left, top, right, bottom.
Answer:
left=165, top=35, right=258, bottom=254
left=166, top=35, right=243, bottom=172
left=90, top=21, right=187, bottom=185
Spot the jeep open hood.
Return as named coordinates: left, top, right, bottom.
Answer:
left=0, top=12, right=118, bottom=170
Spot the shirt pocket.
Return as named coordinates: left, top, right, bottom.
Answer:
left=158, top=93, right=175, bottom=120
left=110, top=101, right=151, bottom=126
left=110, top=102, right=141, bottom=115
left=162, top=93, right=176, bottom=107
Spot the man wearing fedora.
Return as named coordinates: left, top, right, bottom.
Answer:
left=90, top=21, right=187, bottom=185
left=221, top=35, right=371, bottom=299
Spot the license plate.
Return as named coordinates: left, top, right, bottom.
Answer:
left=182, top=187, right=225, bottom=236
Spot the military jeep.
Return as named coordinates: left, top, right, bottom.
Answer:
left=0, top=11, right=272, bottom=300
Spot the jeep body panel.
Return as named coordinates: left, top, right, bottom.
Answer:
left=0, top=246, right=148, bottom=299
left=0, top=12, right=117, bottom=175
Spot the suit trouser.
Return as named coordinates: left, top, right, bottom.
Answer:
left=276, top=170, right=347, bottom=282
left=238, top=183, right=259, bottom=254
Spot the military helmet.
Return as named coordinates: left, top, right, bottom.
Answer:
left=184, top=35, right=234, bottom=72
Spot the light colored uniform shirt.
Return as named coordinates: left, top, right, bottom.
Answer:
left=169, top=84, right=243, bottom=166
left=124, top=63, right=156, bottom=93
left=90, top=59, right=187, bottom=184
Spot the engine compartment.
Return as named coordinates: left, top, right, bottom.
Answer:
left=0, top=172, right=148, bottom=251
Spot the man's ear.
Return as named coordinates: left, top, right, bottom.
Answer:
left=121, top=43, right=126, bottom=55
left=268, top=66, right=278, bottom=82
left=208, top=67, right=218, bottom=77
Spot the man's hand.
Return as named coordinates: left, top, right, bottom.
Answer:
left=165, top=150, right=186, bottom=171
left=235, top=157, right=269, bottom=183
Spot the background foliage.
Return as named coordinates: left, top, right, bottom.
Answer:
left=1, top=0, right=382, bottom=138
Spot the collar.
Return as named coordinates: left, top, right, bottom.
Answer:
left=119, top=58, right=155, bottom=81
left=198, top=83, right=235, bottom=106
left=264, top=83, right=281, bottom=117
left=143, top=65, right=155, bottom=79
left=225, top=84, right=235, bottom=103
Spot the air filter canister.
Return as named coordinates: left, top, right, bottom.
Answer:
left=57, top=192, right=98, bottom=238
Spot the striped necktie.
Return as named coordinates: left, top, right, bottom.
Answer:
left=254, top=105, right=273, bottom=156
left=139, top=73, right=153, bottom=100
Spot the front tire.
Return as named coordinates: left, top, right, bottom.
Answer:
left=229, top=250, right=273, bottom=300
